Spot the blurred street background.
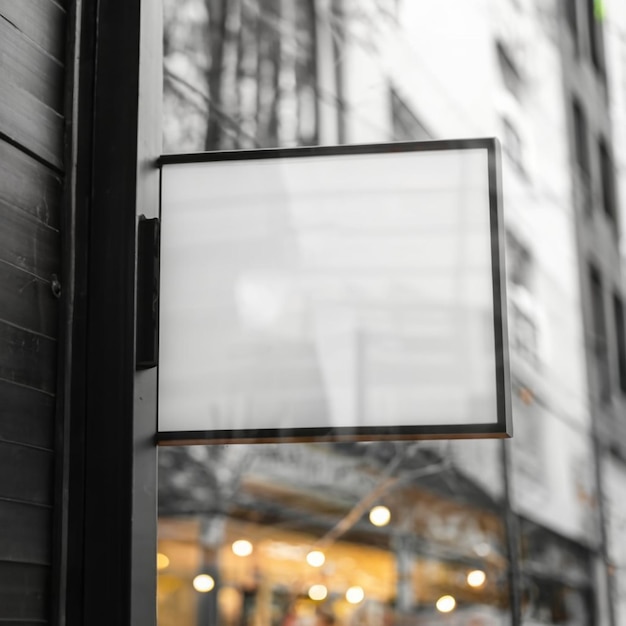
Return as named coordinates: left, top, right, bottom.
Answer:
left=156, top=1, right=626, bottom=624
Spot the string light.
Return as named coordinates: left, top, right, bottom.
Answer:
left=308, top=584, right=328, bottom=601
left=306, top=550, right=326, bottom=567
left=232, top=540, right=253, bottom=557
left=436, top=595, right=456, bottom=613
left=467, top=570, right=487, bottom=588
left=346, top=586, right=365, bottom=604
left=193, top=574, right=215, bottom=593
left=369, top=505, right=391, bottom=527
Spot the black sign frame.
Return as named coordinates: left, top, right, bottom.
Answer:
left=156, top=138, right=511, bottom=444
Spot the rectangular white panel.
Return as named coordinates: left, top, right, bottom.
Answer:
left=158, top=140, right=510, bottom=442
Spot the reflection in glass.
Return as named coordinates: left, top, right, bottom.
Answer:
left=435, top=595, right=456, bottom=613
left=368, top=506, right=391, bottom=528
left=158, top=443, right=510, bottom=625
left=158, top=0, right=612, bottom=623
left=193, top=574, right=216, bottom=593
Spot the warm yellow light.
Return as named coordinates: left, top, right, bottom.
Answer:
left=308, top=584, right=328, bottom=601
left=193, top=574, right=215, bottom=593
left=436, top=595, right=456, bottom=613
left=467, top=569, right=487, bottom=588
left=346, top=586, right=365, bottom=604
left=306, top=550, right=326, bottom=567
left=369, top=505, right=391, bottom=527
left=156, top=553, right=170, bottom=571
left=232, top=539, right=253, bottom=557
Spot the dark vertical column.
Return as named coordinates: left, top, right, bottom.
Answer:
left=62, top=0, right=161, bottom=624
left=501, top=440, right=522, bottom=626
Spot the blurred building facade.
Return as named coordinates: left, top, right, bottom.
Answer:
left=0, top=0, right=621, bottom=623
left=158, top=1, right=626, bottom=625
left=599, top=0, right=626, bottom=622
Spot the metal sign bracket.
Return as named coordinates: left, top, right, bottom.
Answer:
left=136, top=215, right=160, bottom=369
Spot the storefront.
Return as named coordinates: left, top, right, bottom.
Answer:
left=1, top=1, right=618, bottom=624
left=157, top=444, right=510, bottom=625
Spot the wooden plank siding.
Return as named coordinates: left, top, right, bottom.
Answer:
left=0, top=79, right=65, bottom=171
left=0, top=0, right=67, bottom=63
left=0, top=380, right=55, bottom=450
left=0, top=442, right=54, bottom=505
left=0, top=203, right=61, bottom=280
left=0, top=562, right=49, bottom=622
left=0, top=141, right=63, bottom=229
left=0, top=18, right=65, bottom=113
left=0, top=1, right=66, bottom=622
left=0, top=260, right=59, bottom=339
left=0, top=323, right=58, bottom=394
left=0, top=500, right=52, bottom=565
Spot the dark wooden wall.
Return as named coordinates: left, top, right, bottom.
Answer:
left=0, top=0, right=67, bottom=622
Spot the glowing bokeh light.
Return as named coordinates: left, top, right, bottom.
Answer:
left=346, top=586, right=365, bottom=604
left=308, top=584, right=328, bottom=601
left=193, top=574, right=215, bottom=593
left=306, top=550, right=326, bottom=567
left=436, top=595, right=456, bottom=613
left=232, top=539, right=253, bottom=557
left=369, top=505, right=391, bottom=527
left=467, top=569, right=487, bottom=588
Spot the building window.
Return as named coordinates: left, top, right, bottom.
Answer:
left=586, top=0, right=605, bottom=73
left=506, top=231, right=532, bottom=288
left=571, top=98, right=589, bottom=178
left=389, top=88, right=431, bottom=141
left=613, top=294, right=626, bottom=393
left=502, top=117, right=524, bottom=173
left=511, top=304, right=539, bottom=364
left=496, top=41, right=522, bottom=98
left=589, top=264, right=611, bottom=403
left=565, top=0, right=580, bottom=54
left=506, top=232, right=538, bottom=363
left=599, top=137, right=616, bottom=223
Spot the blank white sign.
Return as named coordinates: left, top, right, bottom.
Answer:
left=158, top=141, right=510, bottom=441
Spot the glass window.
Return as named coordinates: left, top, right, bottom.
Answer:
left=613, top=294, right=626, bottom=394
left=389, top=88, right=431, bottom=142
left=158, top=2, right=609, bottom=625
left=502, top=117, right=524, bottom=174
left=496, top=42, right=522, bottom=99
left=505, top=231, right=532, bottom=290
left=589, top=264, right=610, bottom=403
left=565, top=0, right=580, bottom=54
left=505, top=233, right=538, bottom=364
left=510, top=304, right=538, bottom=364
left=572, top=98, right=589, bottom=178
left=586, top=0, right=605, bottom=74
left=158, top=443, right=510, bottom=626
left=599, top=138, right=616, bottom=223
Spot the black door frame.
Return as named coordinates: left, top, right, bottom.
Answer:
left=56, top=1, right=161, bottom=624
